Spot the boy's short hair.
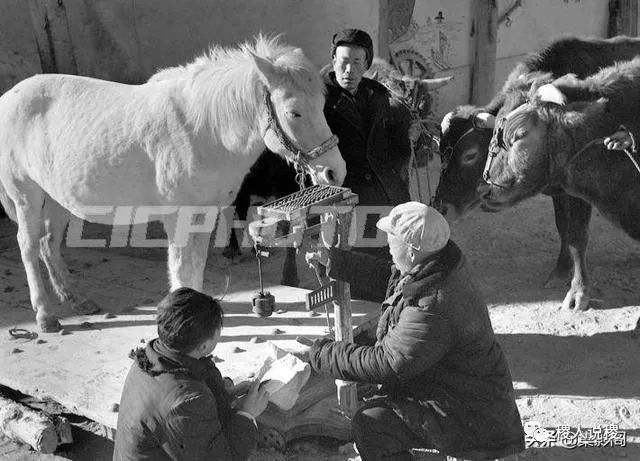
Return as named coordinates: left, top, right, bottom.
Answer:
left=156, top=287, right=223, bottom=353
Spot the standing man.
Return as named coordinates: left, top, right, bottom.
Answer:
left=323, top=29, right=414, bottom=262
left=113, top=288, right=270, bottom=461
left=303, top=202, right=525, bottom=460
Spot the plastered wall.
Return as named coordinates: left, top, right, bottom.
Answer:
left=0, top=0, right=379, bottom=92
left=392, top=0, right=609, bottom=117
left=0, top=0, right=614, bottom=116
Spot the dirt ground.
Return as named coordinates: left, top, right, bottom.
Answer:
left=0, top=188, right=639, bottom=460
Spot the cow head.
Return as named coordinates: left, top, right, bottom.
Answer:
left=479, top=92, right=563, bottom=210
left=432, top=106, right=495, bottom=220
left=365, top=58, right=453, bottom=118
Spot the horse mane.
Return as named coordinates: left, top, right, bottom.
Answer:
left=148, top=34, right=324, bottom=147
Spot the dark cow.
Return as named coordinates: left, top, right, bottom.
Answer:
left=434, top=35, right=640, bottom=296
left=479, top=57, right=640, bottom=310
left=436, top=35, right=640, bottom=217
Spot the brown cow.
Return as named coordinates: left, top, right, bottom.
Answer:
left=434, top=35, right=640, bottom=296
left=435, top=35, right=640, bottom=217
left=479, top=57, right=640, bottom=310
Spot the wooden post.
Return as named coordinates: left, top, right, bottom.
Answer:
left=27, top=0, right=78, bottom=74
left=0, top=396, right=72, bottom=453
left=470, top=0, right=498, bottom=106
left=608, top=0, right=639, bottom=37
left=378, top=0, right=391, bottom=60
left=331, top=211, right=358, bottom=417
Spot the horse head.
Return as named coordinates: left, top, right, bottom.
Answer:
left=250, top=52, right=346, bottom=186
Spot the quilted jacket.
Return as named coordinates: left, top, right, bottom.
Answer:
left=310, top=241, right=525, bottom=459
left=113, top=339, right=257, bottom=461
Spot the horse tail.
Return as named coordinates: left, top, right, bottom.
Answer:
left=0, top=178, right=17, bottom=222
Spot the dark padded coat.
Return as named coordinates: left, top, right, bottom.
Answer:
left=323, top=70, right=411, bottom=206
left=113, top=339, right=257, bottom=461
left=310, top=242, right=525, bottom=460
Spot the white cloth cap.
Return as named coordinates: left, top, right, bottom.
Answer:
left=376, top=201, right=450, bottom=252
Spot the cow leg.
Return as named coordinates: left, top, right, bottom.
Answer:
left=545, top=194, right=576, bottom=287
left=13, top=187, right=61, bottom=332
left=280, top=246, right=299, bottom=287
left=548, top=194, right=593, bottom=310
left=168, top=230, right=211, bottom=292
left=39, top=199, right=101, bottom=314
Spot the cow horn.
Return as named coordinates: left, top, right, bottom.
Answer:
left=422, top=75, right=454, bottom=90
left=536, top=83, right=566, bottom=106
left=474, top=112, right=495, bottom=129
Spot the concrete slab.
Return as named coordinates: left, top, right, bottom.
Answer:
left=0, top=242, right=379, bottom=437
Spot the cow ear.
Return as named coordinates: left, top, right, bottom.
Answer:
left=536, top=84, right=566, bottom=106
left=250, top=52, right=279, bottom=88
left=440, top=111, right=454, bottom=134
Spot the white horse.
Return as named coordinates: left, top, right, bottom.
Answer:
left=0, top=35, right=346, bottom=332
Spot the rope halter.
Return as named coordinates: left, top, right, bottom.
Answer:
left=262, top=88, right=339, bottom=189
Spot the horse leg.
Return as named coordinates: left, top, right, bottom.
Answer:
left=167, top=231, right=211, bottom=291
left=13, top=187, right=61, bottom=332
left=222, top=227, right=242, bottom=260
left=223, top=169, right=255, bottom=260
left=280, top=246, right=299, bottom=287
left=550, top=195, right=593, bottom=310
left=39, top=198, right=101, bottom=314
left=222, top=198, right=244, bottom=260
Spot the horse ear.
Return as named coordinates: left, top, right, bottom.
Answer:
left=250, top=52, right=278, bottom=88
left=536, top=84, right=566, bottom=106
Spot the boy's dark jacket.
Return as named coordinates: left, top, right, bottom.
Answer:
left=310, top=241, right=525, bottom=460
left=113, top=339, right=257, bottom=461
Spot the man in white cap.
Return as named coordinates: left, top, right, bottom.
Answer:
left=303, top=202, right=524, bottom=461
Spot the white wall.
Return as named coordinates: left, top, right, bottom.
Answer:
left=0, top=0, right=42, bottom=94
left=0, top=0, right=380, bottom=92
left=494, top=0, right=609, bottom=95
left=0, top=0, right=614, bottom=115
left=389, top=1, right=474, bottom=120
left=392, top=0, right=610, bottom=119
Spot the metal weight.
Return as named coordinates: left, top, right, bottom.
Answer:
left=252, top=291, right=275, bottom=317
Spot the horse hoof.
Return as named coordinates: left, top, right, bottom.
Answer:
left=72, top=299, right=101, bottom=315
left=37, top=315, right=62, bottom=333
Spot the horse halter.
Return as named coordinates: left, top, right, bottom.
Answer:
left=262, top=89, right=339, bottom=188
